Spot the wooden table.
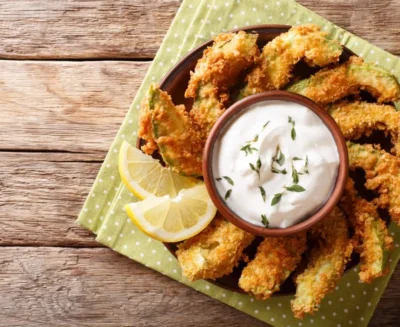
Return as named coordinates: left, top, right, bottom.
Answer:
left=1, top=1, right=399, bottom=326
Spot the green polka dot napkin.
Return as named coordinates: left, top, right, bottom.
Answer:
left=77, top=0, right=400, bottom=326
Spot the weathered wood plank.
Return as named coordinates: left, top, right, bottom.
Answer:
left=0, top=152, right=103, bottom=246
left=297, top=0, right=400, bottom=55
left=0, top=60, right=148, bottom=153
left=0, top=247, right=397, bottom=326
left=0, top=0, right=179, bottom=59
left=0, top=1, right=399, bottom=59
left=0, top=247, right=266, bottom=327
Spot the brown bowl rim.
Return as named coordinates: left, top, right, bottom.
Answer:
left=203, top=90, right=349, bottom=237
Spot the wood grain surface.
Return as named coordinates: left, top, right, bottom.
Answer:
left=0, top=0, right=399, bottom=326
left=0, top=61, right=148, bottom=152
left=0, top=0, right=398, bottom=59
left=0, top=0, right=180, bottom=59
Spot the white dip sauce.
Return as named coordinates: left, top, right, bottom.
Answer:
left=212, top=100, right=339, bottom=228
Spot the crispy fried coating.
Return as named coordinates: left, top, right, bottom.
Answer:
left=238, top=233, right=307, bottom=300
left=176, top=216, right=255, bottom=281
left=146, top=83, right=203, bottom=176
left=241, top=24, right=342, bottom=97
left=287, top=56, right=400, bottom=104
left=186, top=31, right=259, bottom=134
left=138, top=90, right=158, bottom=155
left=329, top=101, right=400, bottom=157
left=347, top=142, right=400, bottom=225
left=339, top=178, right=393, bottom=283
left=291, top=207, right=352, bottom=319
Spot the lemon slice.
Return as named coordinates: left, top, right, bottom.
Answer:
left=119, top=141, right=197, bottom=199
left=125, top=184, right=217, bottom=242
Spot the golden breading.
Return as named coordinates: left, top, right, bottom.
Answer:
left=291, top=207, right=353, bottom=319
left=185, top=31, right=259, bottom=134
left=241, top=24, right=342, bottom=97
left=176, top=216, right=255, bottom=281
left=347, top=142, right=400, bottom=225
left=339, top=178, right=393, bottom=283
left=329, top=101, right=400, bottom=157
left=146, top=84, right=204, bottom=176
left=138, top=90, right=158, bottom=155
left=287, top=56, right=400, bottom=104
left=238, top=233, right=307, bottom=300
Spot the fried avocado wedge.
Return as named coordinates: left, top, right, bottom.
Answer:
left=240, top=24, right=342, bottom=98
left=287, top=56, right=400, bottom=104
left=185, top=31, right=259, bottom=134
left=347, top=142, right=400, bottom=225
left=145, top=83, right=203, bottom=176
left=238, top=232, right=307, bottom=300
left=291, top=207, right=353, bottom=319
left=176, top=216, right=255, bottom=281
left=339, top=178, right=393, bottom=283
left=329, top=101, right=400, bottom=157
left=138, top=88, right=158, bottom=155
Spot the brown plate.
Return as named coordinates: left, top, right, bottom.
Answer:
left=137, top=25, right=388, bottom=296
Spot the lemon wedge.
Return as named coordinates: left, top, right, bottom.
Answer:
left=125, top=184, right=217, bottom=242
left=119, top=141, right=197, bottom=200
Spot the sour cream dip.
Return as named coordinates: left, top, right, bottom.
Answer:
left=212, top=100, right=339, bottom=228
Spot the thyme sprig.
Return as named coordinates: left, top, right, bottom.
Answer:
left=292, top=164, right=299, bottom=184
left=259, top=186, right=266, bottom=202
left=262, top=121, right=270, bottom=130
left=215, top=176, right=234, bottom=185
left=240, top=144, right=258, bottom=156
left=271, top=192, right=284, bottom=206
left=261, top=214, right=269, bottom=227
left=285, top=185, right=305, bottom=192
left=249, top=157, right=262, bottom=180
left=271, top=145, right=287, bottom=174
left=288, top=116, right=296, bottom=140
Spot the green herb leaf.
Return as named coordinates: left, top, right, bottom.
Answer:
left=275, top=146, right=285, bottom=166
left=222, top=176, right=234, bottom=186
left=250, top=161, right=261, bottom=180
left=261, top=214, right=269, bottom=227
left=262, top=121, right=270, bottom=130
left=271, top=168, right=287, bottom=175
left=285, top=185, right=305, bottom=192
left=225, top=189, right=232, bottom=200
left=240, top=145, right=249, bottom=156
left=293, top=157, right=303, bottom=161
left=292, top=165, right=299, bottom=184
left=241, top=144, right=258, bottom=156
left=215, top=177, right=222, bottom=181
left=271, top=193, right=283, bottom=206
left=304, top=155, right=309, bottom=174
left=276, top=154, right=285, bottom=166
left=288, top=117, right=296, bottom=140
left=259, top=186, right=266, bottom=202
